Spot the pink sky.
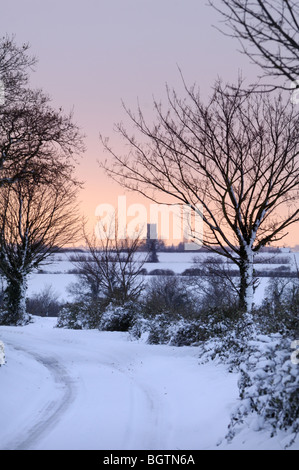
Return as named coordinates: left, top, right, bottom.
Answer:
left=1, top=0, right=298, bottom=247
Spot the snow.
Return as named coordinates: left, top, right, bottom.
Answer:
left=0, top=317, right=232, bottom=450
left=25, top=250, right=299, bottom=305
left=0, top=316, right=298, bottom=450
left=0, top=250, right=298, bottom=451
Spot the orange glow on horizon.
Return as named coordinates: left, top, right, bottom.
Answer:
left=76, top=171, right=299, bottom=250
left=74, top=136, right=299, bottom=250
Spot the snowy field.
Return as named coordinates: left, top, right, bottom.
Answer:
left=25, top=250, right=299, bottom=305
left=0, top=250, right=298, bottom=451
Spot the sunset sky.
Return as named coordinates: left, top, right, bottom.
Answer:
left=0, top=0, right=298, bottom=248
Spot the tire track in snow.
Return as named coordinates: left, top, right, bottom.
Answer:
left=98, top=352, right=169, bottom=450
left=3, top=344, right=76, bottom=450
left=4, top=341, right=165, bottom=450
left=126, top=376, right=168, bottom=450
left=3, top=334, right=173, bottom=450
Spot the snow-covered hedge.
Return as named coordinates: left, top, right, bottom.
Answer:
left=129, top=313, right=207, bottom=346
left=227, top=334, right=299, bottom=449
left=159, top=316, right=207, bottom=346
left=56, top=300, right=103, bottom=329
left=195, top=303, right=299, bottom=449
left=99, top=302, right=137, bottom=332
left=57, top=300, right=141, bottom=332
left=198, top=313, right=254, bottom=371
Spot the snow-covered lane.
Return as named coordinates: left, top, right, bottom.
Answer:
left=3, top=346, right=76, bottom=450
left=0, top=317, right=239, bottom=450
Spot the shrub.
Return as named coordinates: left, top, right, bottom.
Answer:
left=182, top=268, right=204, bottom=276
left=148, top=269, right=175, bottom=276
left=170, top=319, right=207, bottom=346
left=146, top=313, right=174, bottom=344
left=26, top=285, right=62, bottom=317
left=184, top=256, right=240, bottom=311
left=56, top=299, right=104, bottom=329
left=197, top=311, right=255, bottom=371
left=194, top=293, right=299, bottom=449
left=254, top=278, right=299, bottom=336
left=99, top=302, right=139, bottom=332
left=143, top=313, right=207, bottom=346
left=201, top=255, right=224, bottom=264
left=227, top=334, right=299, bottom=449
left=143, top=275, right=196, bottom=319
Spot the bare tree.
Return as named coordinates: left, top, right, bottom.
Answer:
left=0, top=36, right=84, bottom=188
left=209, top=0, right=299, bottom=91
left=0, top=87, right=84, bottom=188
left=0, top=35, right=84, bottom=325
left=72, top=218, right=146, bottom=307
left=0, top=180, right=79, bottom=325
left=191, top=255, right=240, bottom=309
left=100, top=79, right=299, bottom=313
left=0, top=34, right=37, bottom=103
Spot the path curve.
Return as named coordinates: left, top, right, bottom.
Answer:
left=3, top=345, right=76, bottom=450
left=2, top=339, right=164, bottom=450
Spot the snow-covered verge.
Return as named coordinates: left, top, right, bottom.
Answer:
left=227, top=334, right=299, bottom=449
left=0, top=316, right=298, bottom=450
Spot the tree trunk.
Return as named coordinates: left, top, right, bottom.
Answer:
left=1, top=276, right=28, bottom=325
left=239, top=248, right=254, bottom=313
